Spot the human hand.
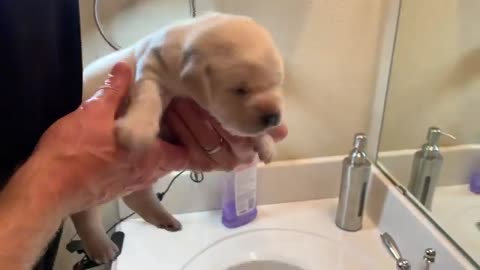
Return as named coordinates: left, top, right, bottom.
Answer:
left=32, top=62, right=188, bottom=215
left=164, top=98, right=288, bottom=171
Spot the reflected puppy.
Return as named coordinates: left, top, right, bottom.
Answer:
left=75, top=12, right=284, bottom=263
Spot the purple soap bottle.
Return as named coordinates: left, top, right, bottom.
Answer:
left=221, top=159, right=258, bottom=228
left=469, top=166, right=480, bottom=194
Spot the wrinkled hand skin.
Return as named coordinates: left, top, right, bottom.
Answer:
left=33, top=63, right=188, bottom=215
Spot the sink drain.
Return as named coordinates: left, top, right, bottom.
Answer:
left=227, top=260, right=306, bottom=270
left=476, top=222, right=480, bottom=231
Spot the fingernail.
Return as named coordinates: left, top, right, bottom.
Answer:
left=108, top=62, right=130, bottom=89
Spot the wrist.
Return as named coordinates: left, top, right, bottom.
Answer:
left=0, top=153, right=68, bottom=268
left=1, top=151, right=73, bottom=219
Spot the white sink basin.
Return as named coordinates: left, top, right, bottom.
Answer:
left=112, top=199, right=394, bottom=270
left=181, top=228, right=376, bottom=270
left=227, top=260, right=304, bottom=270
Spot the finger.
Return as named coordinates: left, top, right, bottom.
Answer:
left=171, top=99, right=222, bottom=151
left=210, top=120, right=255, bottom=164
left=201, top=135, right=238, bottom=171
left=171, top=100, right=239, bottom=170
left=126, top=141, right=188, bottom=190
left=164, top=109, right=214, bottom=171
left=152, top=140, right=189, bottom=172
left=101, top=62, right=132, bottom=110
left=210, top=119, right=253, bottom=151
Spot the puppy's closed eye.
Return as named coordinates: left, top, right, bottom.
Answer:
left=234, top=88, right=249, bottom=96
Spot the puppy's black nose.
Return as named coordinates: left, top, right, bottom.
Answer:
left=261, top=113, right=281, bottom=127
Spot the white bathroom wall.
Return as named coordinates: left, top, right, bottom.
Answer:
left=380, top=0, right=480, bottom=152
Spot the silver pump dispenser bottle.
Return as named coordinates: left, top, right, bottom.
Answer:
left=335, top=133, right=371, bottom=232
left=408, top=127, right=455, bottom=210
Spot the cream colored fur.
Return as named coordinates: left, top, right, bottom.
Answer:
left=75, top=12, right=284, bottom=263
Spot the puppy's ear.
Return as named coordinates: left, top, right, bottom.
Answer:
left=180, top=50, right=211, bottom=104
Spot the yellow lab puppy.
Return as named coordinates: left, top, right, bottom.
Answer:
left=75, top=12, right=284, bottom=263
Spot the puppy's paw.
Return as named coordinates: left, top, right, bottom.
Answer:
left=83, top=231, right=120, bottom=264
left=115, top=116, right=159, bottom=150
left=144, top=210, right=182, bottom=232
left=254, top=135, right=276, bottom=164
left=258, top=146, right=275, bottom=164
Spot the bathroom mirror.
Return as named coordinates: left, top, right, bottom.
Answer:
left=377, top=0, right=480, bottom=267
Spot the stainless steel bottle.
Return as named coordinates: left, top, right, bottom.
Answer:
left=335, top=133, right=371, bottom=232
left=408, top=127, right=455, bottom=210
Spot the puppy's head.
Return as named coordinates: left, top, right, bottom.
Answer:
left=180, top=14, right=284, bottom=136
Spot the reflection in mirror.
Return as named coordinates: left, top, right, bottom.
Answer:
left=377, top=0, right=480, bottom=267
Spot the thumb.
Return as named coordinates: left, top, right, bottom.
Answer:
left=153, top=140, right=189, bottom=171
left=102, top=61, right=132, bottom=108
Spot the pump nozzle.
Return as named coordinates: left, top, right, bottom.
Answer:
left=353, top=133, right=368, bottom=151
left=349, top=133, right=369, bottom=165
left=426, top=127, right=456, bottom=145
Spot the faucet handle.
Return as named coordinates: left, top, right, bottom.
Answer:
left=423, top=248, right=436, bottom=270
left=396, top=259, right=411, bottom=270
left=424, top=248, right=436, bottom=263
left=380, top=233, right=411, bottom=270
left=381, top=232, right=402, bottom=261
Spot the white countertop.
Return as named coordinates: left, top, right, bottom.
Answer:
left=433, top=184, right=480, bottom=263
left=112, top=199, right=393, bottom=270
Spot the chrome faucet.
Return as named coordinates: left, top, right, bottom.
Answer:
left=380, top=232, right=439, bottom=270
left=380, top=232, right=411, bottom=270
left=423, top=248, right=436, bottom=270
left=408, top=127, right=455, bottom=210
